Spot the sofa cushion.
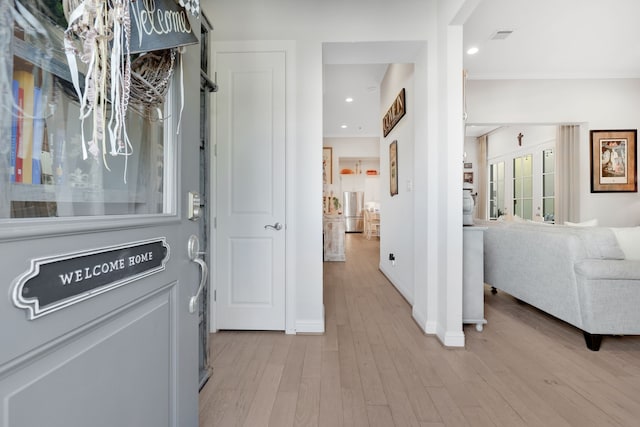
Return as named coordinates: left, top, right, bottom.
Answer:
left=609, top=227, right=640, bottom=260
left=578, top=228, right=626, bottom=260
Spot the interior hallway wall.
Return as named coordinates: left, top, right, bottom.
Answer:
left=379, top=63, right=416, bottom=303
left=204, top=0, right=472, bottom=346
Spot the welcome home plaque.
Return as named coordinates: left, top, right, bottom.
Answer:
left=12, top=238, right=170, bottom=320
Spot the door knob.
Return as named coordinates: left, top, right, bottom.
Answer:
left=264, top=222, right=283, bottom=231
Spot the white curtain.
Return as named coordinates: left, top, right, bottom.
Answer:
left=476, top=134, right=488, bottom=220
left=555, top=125, right=580, bottom=224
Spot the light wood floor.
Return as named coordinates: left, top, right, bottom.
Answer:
left=199, top=233, right=640, bottom=426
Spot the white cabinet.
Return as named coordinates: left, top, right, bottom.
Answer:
left=340, top=174, right=379, bottom=203
left=364, top=175, right=380, bottom=203
left=340, top=174, right=365, bottom=192
left=463, top=226, right=487, bottom=331
left=323, top=215, right=346, bottom=261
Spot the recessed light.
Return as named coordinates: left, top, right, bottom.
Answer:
left=345, top=97, right=354, bottom=103
left=341, top=124, right=348, bottom=129
left=467, top=47, right=479, bottom=55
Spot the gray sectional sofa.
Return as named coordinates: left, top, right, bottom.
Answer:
left=481, top=220, right=640, bottom=350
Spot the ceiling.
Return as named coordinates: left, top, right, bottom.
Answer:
left=463, top=0, right=640, bottom=80
left=323, top=42, right=425, bottom=138
left=323, top=0, right=640, bottom=138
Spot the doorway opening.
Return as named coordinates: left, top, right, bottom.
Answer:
left=321, top=41, right=426, bottom=303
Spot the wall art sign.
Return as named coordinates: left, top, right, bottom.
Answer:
left=590, top=129, right=637, bottom=193
left=382, top=88, right=406, bottom=137
left=390, top=140, right=398, bottom=196
left=129, top=0, right=198, bottom=53
left=12, top=238, right=170, bottom=320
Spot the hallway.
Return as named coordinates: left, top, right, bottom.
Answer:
left=199, top=234, right=640, bottom=426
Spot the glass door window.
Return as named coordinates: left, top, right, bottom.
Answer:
left=513, top=154, right=533, bottom=220
left=2, top=2, right=172, bottom=219
left=488, top=161, right=505, bottom=219
left=542, top=148, right=555, bottom=222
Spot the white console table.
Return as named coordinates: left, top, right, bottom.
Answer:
left=463, top=226, right=487, bottom=331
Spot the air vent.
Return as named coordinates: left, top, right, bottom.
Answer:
left=490, top=30, right=514, bottom=40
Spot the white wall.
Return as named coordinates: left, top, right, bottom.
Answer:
left=379, top=64, right=416, bottom=303
left=467, top=78, right=640, bottom=226
left=204, top=0, right=471, bottom=346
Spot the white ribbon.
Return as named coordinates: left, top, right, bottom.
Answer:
left=175, top=47, right=185, bottom=135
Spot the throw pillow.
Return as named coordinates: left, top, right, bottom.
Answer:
left=565, top=219, right=598, bottom=227
left=578, top=228, right=625, bottom=260
left=609, top=227, right=640, bottom=260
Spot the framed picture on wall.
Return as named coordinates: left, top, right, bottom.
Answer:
left=323, top=147, right=332, bottom=184
left=390, top=140, right=398, bottom=196
left=590, top=129, right=637, bottom=193
left=463, top=172, right=474, bottom=184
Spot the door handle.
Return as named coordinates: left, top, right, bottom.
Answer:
left=264, top=222, right=283, bottom=231
left=189, top=258, right=208, bottom=314
left=187, top=235, right=209, bottom=314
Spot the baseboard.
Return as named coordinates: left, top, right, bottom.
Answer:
left=412, top=307, right=428, bottom=332
left=412, top=307, right=438, bottom=334
left=379, top=264, right=414, bottom=305
left=295, top=318, right=325, bottom=334
left=439, top=330, right=465, bottom=347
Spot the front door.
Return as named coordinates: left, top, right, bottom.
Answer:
left=0, top=3, right=201, bottom=426
left=197, top=13, right=214, bottom=389
left=214, top=46, right=287, bottom=330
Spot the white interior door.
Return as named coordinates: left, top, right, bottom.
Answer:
left=0, top=4, right=201, bottom=425
left=215, top=49, right=286, bottom=330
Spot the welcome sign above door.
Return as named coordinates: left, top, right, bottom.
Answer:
left=129, top=0, right=198, bottom=53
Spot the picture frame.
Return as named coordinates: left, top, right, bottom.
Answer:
left=463, top=172, right=474, bottom=184
left=323, top=146, right=333, bottom=184
left=464, top=162, right=473, bottom=169
left=590, top=129, right=637, bottom=193
left=390, top=140, right=398, bottom=196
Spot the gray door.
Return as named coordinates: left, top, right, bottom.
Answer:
left=0, top=3, right=201, bottom=426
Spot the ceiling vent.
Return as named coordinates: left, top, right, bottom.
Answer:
left=490, top=30, right=514, bottom=40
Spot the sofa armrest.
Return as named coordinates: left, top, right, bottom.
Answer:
left=574, top=259, right=640, bottom=335
left=575, top=259, right=640, bottom=280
